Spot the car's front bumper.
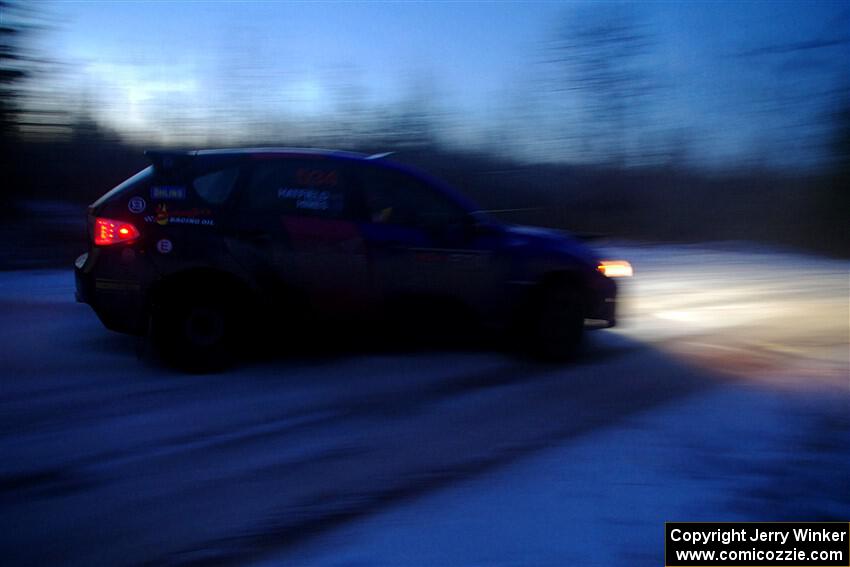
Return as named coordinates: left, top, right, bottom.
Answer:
left=585, top=297, right=617, bottom=328
left=584, top=273, right=617, bottom=328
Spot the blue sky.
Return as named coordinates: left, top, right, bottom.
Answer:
left=41, top=0, right=850, bottom=167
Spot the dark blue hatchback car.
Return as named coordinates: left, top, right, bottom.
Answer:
left=75, top=148, right=626, bottom=368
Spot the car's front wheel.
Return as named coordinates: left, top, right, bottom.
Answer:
left=530, top=282, right=585, bottom=361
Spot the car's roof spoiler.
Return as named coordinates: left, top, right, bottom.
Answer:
left=144, top=150, right=196, bottom=170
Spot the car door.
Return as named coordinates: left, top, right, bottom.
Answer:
left=145, top=159, right=242, bottom=275
left=356, top=164, right=506, bottom=318
left=232, top=156, right=372, bottom=315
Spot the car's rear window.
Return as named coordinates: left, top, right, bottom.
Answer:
left=91, top=166, right=153, bottom=208
left=193, top=167, right=239, bottom=205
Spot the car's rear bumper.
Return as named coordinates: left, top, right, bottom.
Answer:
left=75, top=250, right=150, bottom=335
left=74, top=252, right=89, bottom=303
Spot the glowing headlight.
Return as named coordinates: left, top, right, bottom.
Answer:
left=597, top=260, right=633, bottom=278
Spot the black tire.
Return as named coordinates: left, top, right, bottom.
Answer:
left=530, top=282, right=585, bottom=361
left=151, top=289, right=237, bottom=372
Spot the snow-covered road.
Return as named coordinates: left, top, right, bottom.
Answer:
left=0, top=244, right=847, bottom=566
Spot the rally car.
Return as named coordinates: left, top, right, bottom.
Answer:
left=75, top=148, right=628, bottom=369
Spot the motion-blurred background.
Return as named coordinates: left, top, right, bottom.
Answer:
left=1, top=0, right=848, bottom=265
left=1, top=5, right=848, bottom=566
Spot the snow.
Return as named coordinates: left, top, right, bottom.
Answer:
left=0, top=243, right=847, bottom=566
left=272, top=385, right=840, bottom=567
left=598, top=242, right=849, bottom=388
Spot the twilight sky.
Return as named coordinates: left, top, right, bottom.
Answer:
left=36, top=0, right=850, bottom=167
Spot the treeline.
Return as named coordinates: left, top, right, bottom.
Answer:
left=395, top=147, right=846, bottom=255
left=4, top=126, right=847, bottom=257
left=2, top=1, right=847, bottom=256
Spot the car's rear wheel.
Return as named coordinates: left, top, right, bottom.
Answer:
left=152, top=290, right=236, bottom=372
left=530, top=282, right=585, bottom=361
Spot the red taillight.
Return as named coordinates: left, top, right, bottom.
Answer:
left=94, top=217, right=140, bottom=246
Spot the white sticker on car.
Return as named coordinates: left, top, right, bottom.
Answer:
left=151, top=186, right=187, bottom=200
left=128, top=196, right=146, bottom=214
left=156, top=239, right=173, bottom=254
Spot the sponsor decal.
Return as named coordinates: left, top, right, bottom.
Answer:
left=156, top=239, right=173, bottom=254
left=277, top=187, right=344, bottom=212
left=128, top=196, right=146, bottom=214
left=281, top=217, right=365, bottom=253
left=296, top=168, right=338, bottom=187
left=144, top=204, right=215, bottom=226
left=150, top=185, right=187, bottom=200
left=155, top=203, right=169, bottom=225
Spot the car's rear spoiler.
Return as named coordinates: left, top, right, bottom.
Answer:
left=144, top=150, right=196, bottom=170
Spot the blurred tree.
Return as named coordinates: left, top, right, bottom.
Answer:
left=736, top=19, right=850, bottom=251
left=826, top=93, right=850, bottom=250
left=833, top=97, right=850, bottom=175
left=547, top=7, right=660, bottom=166
left=0, top=2, right=27, bottom=152
left=372, top=74, right=442, bottom=150
left=0, top=0, right=66, bottom=204
left=737, top=26, right=850, bottom=170
left=324, top=64, right=369, bottom=144
left=0, top=0, right=36, bottom=209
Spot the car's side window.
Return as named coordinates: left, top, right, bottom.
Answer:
left=243, top=160, right=349, bottom=219
left=193, top=167, right=239, bottom=205
left=360, top=166, right=467, bottom=229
